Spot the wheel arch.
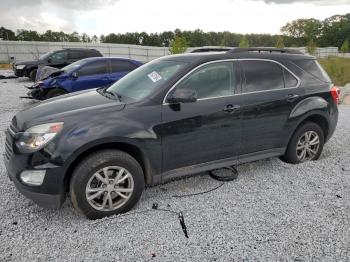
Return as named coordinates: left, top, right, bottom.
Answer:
left=287, top=112, right=329, bottom=149
left=63, top=142, right=154, bottom=191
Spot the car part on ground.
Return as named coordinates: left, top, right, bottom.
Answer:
left=4, top=48, right=339, bottom=219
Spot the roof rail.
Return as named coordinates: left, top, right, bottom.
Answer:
left=227, top=47, right=303, bottom=55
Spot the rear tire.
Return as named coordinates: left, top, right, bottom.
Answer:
left=70, top=150, right=145, bottom=219
left=45, top=88, right=67, bottom=99
left=29, top=69, right=37, bottom=81
left=282, top=122, right=324, bottom=164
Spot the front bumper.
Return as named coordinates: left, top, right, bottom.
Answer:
left=4, top=127, right=66, bottom=209
left=14, top=68, right=25, bottom=77
left=26, top=87, right=46, bottom=100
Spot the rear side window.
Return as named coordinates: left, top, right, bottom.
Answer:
left=293, top=59, right=331, bottom=83
left=110, top=60, right=137, bottom=73
left=242, top=60, right=284, bottom=93
left=77, top=61, right=108, bottom=77
left=283, top=69, right=298, bottom=88
left=68, top=51, right=85, bottom=60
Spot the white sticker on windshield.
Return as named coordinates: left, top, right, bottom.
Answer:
left=147, top=71, right=162, bottom=82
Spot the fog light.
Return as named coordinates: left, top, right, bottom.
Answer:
left=19, top=170, right=46, bottom=186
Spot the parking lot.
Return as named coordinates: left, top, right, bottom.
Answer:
left=0, top=75, right=350, bottom=261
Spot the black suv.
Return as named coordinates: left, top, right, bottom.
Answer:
left=13, top=48, right=102, bottom=81
left=4, top=48, right=339, bottom=219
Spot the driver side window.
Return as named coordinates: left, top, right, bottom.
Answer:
left=49, top=51, right=68, bottom=63
left=77, top=61, right=108, bottom=77
left=175, top=62, right=235, bottom=99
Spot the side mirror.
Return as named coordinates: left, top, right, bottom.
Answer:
left=47, top=58, right=52, bottom=63
left=167, top=89, right=197, bottom=104
left=71, top=72, right=78, bottom=80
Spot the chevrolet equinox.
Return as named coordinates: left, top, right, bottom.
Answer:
left=4, top=48, right=339, bottom=219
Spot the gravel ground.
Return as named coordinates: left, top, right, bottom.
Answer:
left=1, top=74, right=350, bottom=262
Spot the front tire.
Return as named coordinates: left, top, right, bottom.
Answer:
left=29, top=69, right=37, bottom=81
left=282, top=122, right=324, bottom=164
left=70, top=150, right=145, bottom=219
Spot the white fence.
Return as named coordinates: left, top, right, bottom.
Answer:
left=0, top=41, right=349, bottom=63
left=0, top=41, right=170, bottom=63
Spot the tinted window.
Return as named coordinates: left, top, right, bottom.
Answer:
left=293, top=59, right=331, bottom=83
left=242, top=60, right=284, bottom=93
left=283, top=69, right=298, bottom=88
left=176, top=62, right=234, bottom=99
left=68, top=51, right=84, bottom=60
left=50, top=51, right=68, bottom=63
left=110, top=60, right=137, bottom=72
left=77, top=61, right=108, bottom=77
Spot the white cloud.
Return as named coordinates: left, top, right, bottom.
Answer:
left=1, top=0, right=350, bottom=35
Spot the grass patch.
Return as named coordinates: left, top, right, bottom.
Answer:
left=0, top=63, right=11, bottom=69
left=318, top=57, right=350, bottom=86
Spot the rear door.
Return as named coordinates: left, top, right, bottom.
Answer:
left=161, top=61, right=242, bottom=173
left=71, top=60, right=110, bottom=92
left=239, top=59, right=304, bottom=155
left=109, top=59, right=138, bottom=84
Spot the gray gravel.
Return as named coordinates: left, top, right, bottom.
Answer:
left=1, top=75, right=350, bottom=261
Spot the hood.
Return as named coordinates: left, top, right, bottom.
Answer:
left=15, top=60, right=39, bottom=66
left=16, top=90, right=125, bottom=130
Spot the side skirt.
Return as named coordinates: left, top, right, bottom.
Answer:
left=161, top=147, right=286, bottom=183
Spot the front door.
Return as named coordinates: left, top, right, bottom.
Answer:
left=71, top=60, right=110, bottom=92
left=161, top=61, right=242, bottom=173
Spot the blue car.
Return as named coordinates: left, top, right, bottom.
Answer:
left=27, top=57, right=142, bottom=100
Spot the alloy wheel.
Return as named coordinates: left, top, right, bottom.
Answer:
left=85, top=166, right=134, bottom=211
left=296, top=131, right=320, bottom=162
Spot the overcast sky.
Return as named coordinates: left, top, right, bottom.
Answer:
left=1, top=0, right=350, bottom=35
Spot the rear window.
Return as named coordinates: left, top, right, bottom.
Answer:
left=293, top=59, right=331, bottom=83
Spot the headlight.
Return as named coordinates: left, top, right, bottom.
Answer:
left=16, top=65, right=26, bottom=70
left=16, top=122, right=64, bottom=153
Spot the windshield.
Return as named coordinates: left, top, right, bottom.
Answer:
left=106, top=59, right=187, bottom=102
left=62, top=59, right=89, bottom=73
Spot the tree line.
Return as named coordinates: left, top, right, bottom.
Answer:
left=0, top=13, right=349, bottom=51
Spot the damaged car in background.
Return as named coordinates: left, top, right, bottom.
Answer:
left=13, top=48, right=103, bottom=81
left=26, top=57, right=142, bottom=100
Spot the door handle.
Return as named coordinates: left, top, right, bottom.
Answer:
left=286, top=94, right=299, bottom=102
left=223, top=104, right=240, bottom=113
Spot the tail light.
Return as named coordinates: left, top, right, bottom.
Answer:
left=330, top=86, right=340, bottom=104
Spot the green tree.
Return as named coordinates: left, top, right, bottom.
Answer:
left=16, top=29, right=41, bottom=41
left=281, top=18, right=322, bottom=41
left=275, top=36, right=285, bottom=48
left=170, top=36, right=188, bottom=54
left=340, top=39, right=349, bottom=53
left=307, top=39, right=317, bottom=55
left=0, top=27, right=16, bottom=40
left=239, top=36, right=249, bottom=48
